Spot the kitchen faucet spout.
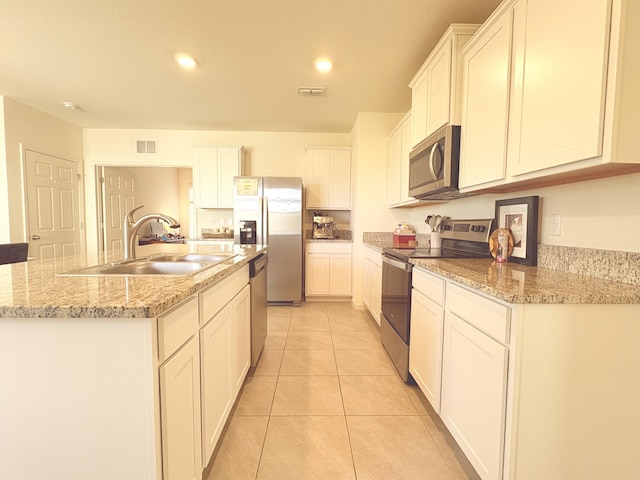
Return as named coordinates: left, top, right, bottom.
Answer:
left=122, top=206, right=180, bottom=261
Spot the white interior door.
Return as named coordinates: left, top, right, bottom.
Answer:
left=100, top=167, right=136, bottom=253
left=25, top=150, right=82, bottom=260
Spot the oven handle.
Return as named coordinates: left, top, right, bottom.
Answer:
left=382, top=255, right=412, bottom=272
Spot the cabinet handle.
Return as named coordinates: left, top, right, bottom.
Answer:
left=31, top=235, right=41, bottom=240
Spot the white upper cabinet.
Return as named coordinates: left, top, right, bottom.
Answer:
left=305, top=148, right=352, bottom=210
left=458, top=2, right=514, bottom=189
left=387, top=112, right=417, bottom=208
left=410, top=24, right=480, bottom=147
left=460, top=0, right=640, bottom=192
left=193, top=146, right=244, bottom=208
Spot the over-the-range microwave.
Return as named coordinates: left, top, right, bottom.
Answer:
left=408, top=124, right=471, bottom=201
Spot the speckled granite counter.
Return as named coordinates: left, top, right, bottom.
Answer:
left=363, top=240, right=640, bottom=305
left=0, top=243, right=267, bottom=318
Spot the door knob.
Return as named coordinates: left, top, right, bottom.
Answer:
left=31, top=235, right=41, bottom=240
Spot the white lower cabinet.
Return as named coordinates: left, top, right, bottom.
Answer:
left=231, top=284, right=251, bottom=396
left=159, top=335, right=202, bottom=480
left=441, top=311, right=508, bottom=480
left=362, top=247, right=382, bottom=325
left=305, top=242, right=352, bottom=298
left=409, top=289, right=444, bottom=412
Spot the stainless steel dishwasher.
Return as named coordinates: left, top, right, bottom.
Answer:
left=249, top=253, right=268, bottom=367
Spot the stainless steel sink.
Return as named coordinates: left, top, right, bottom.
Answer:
left=59, top=253, right=237, bottom=277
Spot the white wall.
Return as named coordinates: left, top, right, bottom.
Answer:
left=83, top=129, right=350, bottom=253
left=0, top=98, right=7, bottom=243
left=408, top=173, right=640, bottom=253
left=1, top=97, right=84, bottom=244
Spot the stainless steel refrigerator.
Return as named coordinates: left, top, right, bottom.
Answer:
left=233, top=176, right=303, bottom=305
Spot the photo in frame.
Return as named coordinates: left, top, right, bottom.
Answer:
left=494, top=196, right=539, bottom=266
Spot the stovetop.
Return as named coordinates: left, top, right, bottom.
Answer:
left=383, top=218, right=494, bottom=261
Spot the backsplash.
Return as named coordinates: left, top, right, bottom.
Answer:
left=363, top=232, right=640, bottom=286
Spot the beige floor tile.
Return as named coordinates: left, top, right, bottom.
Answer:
left=289, top=315, right=330, bottom=331
left=264, top=330, right=287, bottom=350
left=267, top=305, right=294, bottom=316
left=421, top=410, right=481, bottom=480
left=280, top=349, right=337, bottom=375
left=347, top=415, right=455, bottom=480
left=290, top=302, right=328, bottom=317
left=234, top=376, right=277, bottom=416
left=285, top=330, right=333, bottom=349
left=207, top=415, right=269, bottom=480
left=334, top=349, right=396, bottom=376
left=267, top=315, right=290, bottom=331
left=403, top=382, right=431, bottom=416
left=252, top=349, right=283, bottom=376
left=331, top=328, right=382, bottom=350
left=329, top=314, right=372, bottom=331
left=271, top=376, right=344, bottom=415
left=340, top=375, right=417, bottom=415
left=257, top=416, right=355, bottom=480
left=326, top=303, right=364, bottom=317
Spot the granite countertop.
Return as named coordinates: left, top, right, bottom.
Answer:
left=0, top=243, right=267, bottom=319
left=363, top=241, right=640, bottom=305
left=306, top=238, right=353, bottom=244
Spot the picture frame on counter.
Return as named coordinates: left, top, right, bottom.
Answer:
left=494, top=196, right=539, bottom=266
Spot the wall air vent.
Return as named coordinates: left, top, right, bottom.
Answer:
left=298, top=87, right=326, bottom=97
left=136, top=140, right=157, bottom=154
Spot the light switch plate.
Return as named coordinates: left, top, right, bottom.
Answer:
left=550, top=214, right=562, bottom=236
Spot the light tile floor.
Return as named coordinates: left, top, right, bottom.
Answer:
left=205, top=302, right=480, bottom=480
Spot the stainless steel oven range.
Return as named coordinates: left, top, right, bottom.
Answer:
left=381, top=218, right=493, bottom=383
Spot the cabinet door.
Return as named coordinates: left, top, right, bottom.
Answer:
left=459, top=8, right=513, bottom=189
left=329, top=150, right=352, bottom=209
left=371, top=265, right=382, bottom=325
left=193, top=148, right=219, bottom=207
left=159, top=336, right=202, bottom=480
left=217, top=148, right=242, bottom=208
left=508, top=0, right=610, bottom=175
left=386, top=127, right=402, bottom=207
left=329, top=254, right=352, bottom=295
left=411, top=73, right=429, bottom=147
left=231, top=284, right=251, bottom=396
left=200, top=303, right=232, bottom=466
left=306, top=253, right=330, bottom=295
left=426, top=40, right=452, bottom=136
left=399, top=116, right=417, bottom=205
left=306, top=150, right=331, bottom=208
left=409, top=290, right=444, bottom=413
left=362, top=260, right=373, bottom=310
left=441, top=312, right=508, bottom=480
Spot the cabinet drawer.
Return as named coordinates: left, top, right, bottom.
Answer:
left=447, top=283, right=510, bottom=344
left=412, top=267, right=445, bottom=305
left=364, top=246, right=382, bottom=267
left=200, top=265, right=249, bottom=324
left=306, top=241, right=353, bottom=254
left=158, top=296, right=199, bottom=363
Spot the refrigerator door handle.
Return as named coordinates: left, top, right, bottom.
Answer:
left=262, top=196, right=269, bottom=245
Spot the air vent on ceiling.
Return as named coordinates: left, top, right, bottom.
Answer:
left=136, top=140, right=157, bottom=154
left=298, top=87, right=326, bottom=97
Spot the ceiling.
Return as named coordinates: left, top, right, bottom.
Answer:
left=0, top=0, right=501, bottom=133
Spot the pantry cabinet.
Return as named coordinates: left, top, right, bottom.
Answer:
left=387, top=112, right=418, bottom=208
left=305, top=148, right=352, bottom=210
left=305, top=242, right=352, bottom=297
left=409, top=24, right=479, bottom=147
left=193, top=146, right=244, bottom=208
left=459, top=0, right=640, bottom=193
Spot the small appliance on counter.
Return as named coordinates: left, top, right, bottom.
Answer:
left=312, top=213, right=338, bottom=239
left=392, top=223, right=416, bottom=248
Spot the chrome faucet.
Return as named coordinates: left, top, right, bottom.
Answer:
left=123, top=206, right=180, bottom=261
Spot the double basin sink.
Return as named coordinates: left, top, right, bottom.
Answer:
left=60, top=253, right=237, bottom=277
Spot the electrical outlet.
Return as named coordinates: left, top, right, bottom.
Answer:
left=550, top=214, right=562, bottom=236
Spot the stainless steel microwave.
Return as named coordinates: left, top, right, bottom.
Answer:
left=408, top=125, right=469, bottom=200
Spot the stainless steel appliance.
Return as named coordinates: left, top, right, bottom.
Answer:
left=312, top=214, right=337, bottom=239
left=234, top=176, right=303, bottom=305
left=409, top=125, right=470, bottom=201
left=249, top=253, right=268, bottom=366
left=381, top=219, right=493, bottom=383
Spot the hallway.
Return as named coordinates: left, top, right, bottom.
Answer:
left=206, top=302, right=479, bottom=480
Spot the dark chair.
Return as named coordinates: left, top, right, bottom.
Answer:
left=0, top=243, right=29, bottom=265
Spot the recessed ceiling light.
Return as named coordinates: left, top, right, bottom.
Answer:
left=315, top=58, right=332, bottom=73
left=175, top=53, right=197, bottom=70
left=62, top=101, right=78, bottom=110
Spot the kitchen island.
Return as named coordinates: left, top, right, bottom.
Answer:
left=0, top=242, right=267, bottom=480
left=365, top=239, right=640, bottom=480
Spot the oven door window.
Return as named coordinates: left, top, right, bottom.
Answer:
left=381, top=258, right=412, bottom=343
